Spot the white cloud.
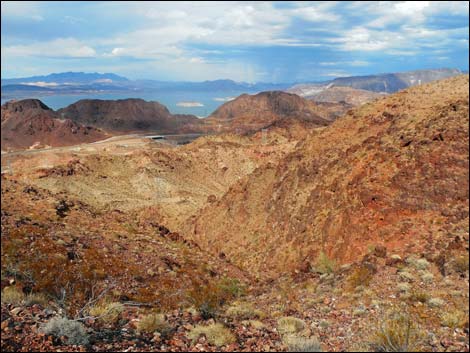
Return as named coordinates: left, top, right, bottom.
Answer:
left=348, top=1, right=469, bottom=29
left=289, top=2, right=340, bottom=22
left=1, top=1, right=44, bottom=21
left=331, top=24, right=469, bottom=54
left=1, top=1, right=468, bottom=80
left=3, top=38, right=96, bottom=58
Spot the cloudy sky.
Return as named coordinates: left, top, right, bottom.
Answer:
left=1, top=1, right=469, bottom=82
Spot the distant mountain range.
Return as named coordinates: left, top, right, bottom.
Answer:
left=1, top=72, right=291, bottom=99
left=1, top=68, right=464, bottom=105
left=1, top=72, right=129, bottom=85
left=287, top=68, right=463, bottom=96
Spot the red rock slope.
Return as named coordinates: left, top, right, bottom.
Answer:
left=187, top=75, right=469, bottom=277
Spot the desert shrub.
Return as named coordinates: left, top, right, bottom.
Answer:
left=24, top=292, right=49, bottom=307
left=453, top=255, right=469, bottom=274
left=241, top=320, right=265, bottom=329
left=419, top=271, right=434, bottom=283
left=353, top=307, right=367, bottom=316
left=187, top=277, right=242, bottom=320
left=188, top=323, right=236, bottom=347
left=284, top=336, right=322, bottom=352
left=348, top=265, right=375, bottom=289
left=277, top=316, right=306, bottom=336
left=370, top=311, right=421, bottom=352
left=88, top=301, right=124, bottom=324
left=137, top=313, right=172, bottom=338
left=396, top=283, right=411, bottom=293
left=398, top=271, right=414, bottom=282
left=42, top=317, right=89, bottom=345
left=427, top=297, right=445, bottom=308
left=440, top=310, right=468, bottom=329
left=1, top=286, right=25, bottom=305
left=414, top=259, right=430, bottom=270
left=225, top=302, right=264, bottom=320
left=408, top=290, right=430, bottom=303
left=404, top=256, right=416, bottom=266
left=315, top=251, right=336, bottom=275
left=217, top=277, right=245, bottom=298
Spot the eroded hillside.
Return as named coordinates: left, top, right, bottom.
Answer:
left=189, top=75, right=469, bottom=277
left=6, top=129, right=303, bottom=232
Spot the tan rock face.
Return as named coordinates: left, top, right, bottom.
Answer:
left=189, top=75, right=469, bottom=278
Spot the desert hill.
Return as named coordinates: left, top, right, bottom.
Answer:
left=188, top=75, right=469, bottom=276
left=1, top=99, right=107, bottom=151
left=57, top=98, right=201, bottom=133
left=202, top=91, right=336, bottom=134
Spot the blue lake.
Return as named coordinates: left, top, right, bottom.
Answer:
left=1, top=90, right=255, bottom=117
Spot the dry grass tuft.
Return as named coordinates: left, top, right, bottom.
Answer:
left=347, top=265, right=375, bottom=290
left=88, top=301, right=124, bottom=324
left=277, top=316, right=306, bottom=336
left=24, top=292, right=49, bottom=307
left=370, top=311, right=422, bottom=352
left=1, top=286, right=25, bottom=305
left=225, top=301, right=264, bottom=320
left=440, top=310, right=468, bottom=329
left=137, top=313, right=172, bottom=337
left=314, top=251, right=337, bottom=275
left=188, top=323, right=236, bottom=347
left=284, top=336, right=323, bottom=352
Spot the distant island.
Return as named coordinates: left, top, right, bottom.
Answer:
left=176, top=101, right=204, bottom=107
left=213, top=97, right=236, bottom=102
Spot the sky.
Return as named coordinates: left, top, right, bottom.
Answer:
left=1, top=1, right=469, bottom=83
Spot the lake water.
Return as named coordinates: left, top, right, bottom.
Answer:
left=1, top=89, right=254, bottom=117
